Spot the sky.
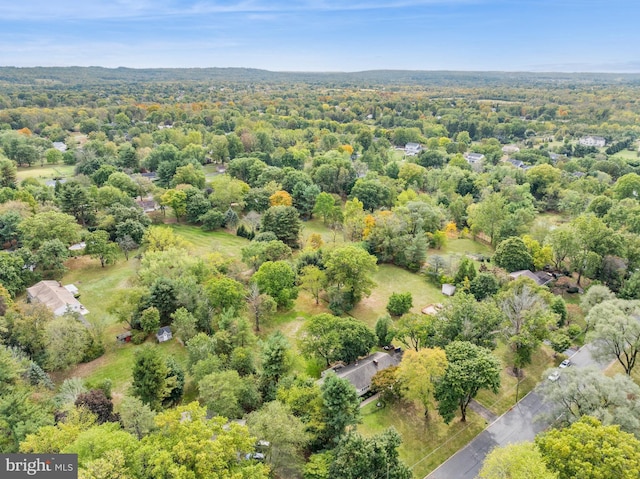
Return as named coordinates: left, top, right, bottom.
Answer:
left=1, top=0, right=639, bottom=72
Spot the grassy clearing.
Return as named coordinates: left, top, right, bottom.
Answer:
left=17, top=164, right=75, bottom=182
left=474, top=343, right=556, bottom=416
left=434, top=237, right=492, bottom=256
left=358, top=401, right=485, bottom=478
left=166, top=223, right=250, bottom=258
left=611, top=149, right=639, bottom=161
left=300, top=218, right=345, bottom=246
left=350, top=264, right=442, bottom=327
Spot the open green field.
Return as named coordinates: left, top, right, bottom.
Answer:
left=358, top=401, right=485, bottom=478
left=300, top=218, right=345, bottom=246
left=351, top=264, right=442, bottom=327
left=16, top=164, right=75, bottom=182
left=166, top=223, right=251, bottom=258
left=611, top=149, right=639, bottom=161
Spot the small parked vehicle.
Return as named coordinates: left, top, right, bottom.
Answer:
left=548, top=370, right=561, bottom=382
left=559, top=359, right=572, bottom=368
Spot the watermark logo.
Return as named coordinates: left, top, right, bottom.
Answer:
left=1, top=454, right=77, bottom=478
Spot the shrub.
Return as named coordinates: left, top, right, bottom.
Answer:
left=386, top=292, right=413, bottom=316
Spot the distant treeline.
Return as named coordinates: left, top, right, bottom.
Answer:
left=2, top=66, right=640, bottom=87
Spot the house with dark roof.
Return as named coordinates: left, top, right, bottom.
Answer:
left=156, top=326, right=173, bottom=343
left=509, top=270, right=553, bottom=286
left=319, top=351, right=402, bottom=397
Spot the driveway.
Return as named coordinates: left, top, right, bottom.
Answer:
left=426, top=344, right=608, bottom=479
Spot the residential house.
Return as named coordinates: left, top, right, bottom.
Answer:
left=579, top=136, right=606, bottom=147
left=320, top=351, right=403, bottom=397
left=404, top=142, right=423, bottom=156
left=508, top=159, right=527, bottom=169
left=509, top=270, right=554, bottom=287
left=26, top=280, right=89, bottom=316
left=156, top=326, right=173, bottom=343
left=464, top=152, right=485, bottom=165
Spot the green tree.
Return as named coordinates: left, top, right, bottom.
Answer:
left=320, top=373, right=361, bottom=445
left=132, top=402, right=268, bottom=479
left=435, top=341, right=501, bottom=423
left=467, top=192, right=508, bottom=247
left=130, top=347, right=170, bottom=410
left=252, top=260, right=298, bottom=309
left=204, top=275, right=246, bottom=314
left=397, top=348, right=447, bottom=416
left=246, top=401, right=309, bottom=477
left=313, top=192, right=338, bottom=224
left=479, top=442, right=557, bottom=479
left=613, top=173, right=640, bottom=200
left=300, top=313, right=376, bottom=366
left=493, top=236, right=534, bottom=272
left=260, top=205, right=301, bottom=248
left=198, top=370, right=258, bottom=419
left=536, top=416, right=640, bottom=479
left=19, top=210, right=81, bottom=249
left=324, top=244, right=378, bottom=307
left=0, top=158, right=17, bottom=188
left=85, top=230, right=119, bottom=268
left=0, top=251, right=27, bottom=297
left=117, top=396, right=156, bottom=440
left=246, top=282, right=277, bottom=331
left=329, top=429, right=412, bottom=479
left=35, top=238, right=69, bottom=278
left=160, top=188, right=187, bottom=222
left=395, top=313, right=436, bottom=351
left=454, top=257, right=477, bottom=285
left=45, top=314, right=91, bottom=371
left=435, top=292, right=504, bottom=350
left=498, top=279, right=555, bottom=376
left=538, top=366, right=640, bottom=435
left=469, top=272, right=500, bottom=301
left=260, top=331, right=291, bottom=400
left=171, top=163, right=205, bottom=189
left=170, top=307, right=198, bottom=344
left=375, top=315, right=395, bottom=347
left=586, top=299, right=640, bottom=375
left=299, top=265, right=326, bottom=305
left=139, top=307, right=161, bottom=336
left=386, top=292, right=413, bottom=316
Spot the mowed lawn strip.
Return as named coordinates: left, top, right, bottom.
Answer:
left=358, top=401, right=485, bottom=479
left=16, top=164, right=75, bottom=182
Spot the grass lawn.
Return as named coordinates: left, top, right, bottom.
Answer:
left=474, top=343, right=556, bottom=416
left=434, top=237, right=492, bottom=256
left=350, top=264, right=442, bottom=327
left=611, top=149, right=639, bottom=161
left=300, top=218, right=345, bottom=246
left=59, top=253, right=190, bottom=397
left=358, top=401, right=486, bottom=478
left=16, top=164, right=75, bottom=182
left=166, top=223, right=250, bottom=258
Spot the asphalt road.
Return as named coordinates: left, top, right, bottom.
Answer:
left=426, top=344, right=607, bottom=479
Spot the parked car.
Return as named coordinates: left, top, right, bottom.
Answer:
left=559, top=359, right=572, bottom=368
left=548, top=370, right=561, bottom=382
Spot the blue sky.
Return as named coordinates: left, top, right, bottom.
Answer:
left=1, top=0, right=638, bottom=72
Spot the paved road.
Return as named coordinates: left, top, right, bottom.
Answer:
left=426, top=344, right=607, bottom=479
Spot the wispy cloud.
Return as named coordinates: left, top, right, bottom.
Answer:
left=0, top=0, right=481, bottom=21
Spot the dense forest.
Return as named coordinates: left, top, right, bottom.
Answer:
left=1, top=68, right=640, bottom=479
